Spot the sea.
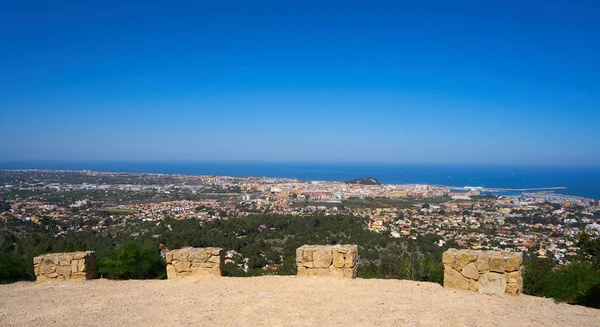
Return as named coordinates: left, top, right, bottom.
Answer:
left=1, top=161, right=600, bottom=200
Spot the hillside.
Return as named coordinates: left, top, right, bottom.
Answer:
left=1, top=277, right=599, bottom=326
left=342, top=177, right=381, bottom=185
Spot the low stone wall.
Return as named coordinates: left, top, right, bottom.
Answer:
left=296, top=244, right=358, bottom=278
left=165, top=247, right=224, bottom=278
left=443, top=249, right=523, bottom=296
left=34, top=251, right=98, bottom=282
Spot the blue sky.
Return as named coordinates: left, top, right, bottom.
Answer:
left=1, top=0, right=599, bottom=164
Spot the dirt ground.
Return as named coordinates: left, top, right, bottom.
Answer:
left=1, top=276, right=599, bottom=327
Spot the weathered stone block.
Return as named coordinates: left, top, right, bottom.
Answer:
left=444, top=264, right=470, bottom=290
left=489, top=255, right=506, bottom=273
left=313, top=249, right=333, bottom=268
left=165, top=247, right=224, bottom=278
left=476, top=254, right=489, bottom=272
left=56, top=265, right=71, bottom=277
left=442, top=250, right=455, bottom=265
left=443, top=249, right=522, bottom=296
left=461, top=263, right=479, bottom=280
left=479, top=272, right=507, bottom=296
left=296, top=245, right=358, bottom=278
left=34, top=251, right=97, bottom=282
left=505, top=253, right=523, bottom=272
left=332, top=251, right=345, bottom=268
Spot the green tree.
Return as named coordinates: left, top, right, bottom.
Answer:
left=97, top=241, right=166, bottom=280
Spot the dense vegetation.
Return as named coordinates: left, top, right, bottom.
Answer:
left=523, top=233, right=600, bottom=308
left=0, top=214, right=448, bottom=283
left=1, top=214, right=599, bottom=309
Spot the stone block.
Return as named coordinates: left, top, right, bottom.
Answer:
left=505, top=253, right=523, bottom=272
left=443, top=249, right=522, bottom=296
left=476, top=254, right=490, bottom=272
left=461, top=263, right=479, bottom=280
left=296, top=245, right=358, bottom=278
left=165, top=247, right=224, bottom=278
left=453, top=251, right=478, bottom=270
left=478, top=272, right=507, bottom=296
left=56, top=265, right=71, bottom=278
left=313, top=249, right=332, bottom=268
left=34, top=251, right=97, bottom=282
left=58, top=255, right=72, bottom=266
left=444, top=264, right=470, bottom=290
left=332, top=251, right=345, bottom=268
left=489, top=255, right=506, bottom=273
left=442, top=250, right=455, bottom=265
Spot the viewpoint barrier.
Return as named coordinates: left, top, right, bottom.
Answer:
left=443, top=249, right=523, bottom=296
left=296, top=244, right=358, bottom=278
left=34, top=251, right=98, bottom=282
left=165, top=247, right=224, bottom=278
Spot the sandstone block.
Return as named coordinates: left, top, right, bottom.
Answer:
left=478, top=272, right=507, bottom=296
left=165, top=247, right=224, bottom=278
left=58, top=255, right=72, bottom=266
left=332, top=251, right=345, bottom=268
left=296, top=245, right=357, bottom=278
left=461, top=263, right=480, bottom=280
left=313, top=249, right=332, bottom=268
left=442, top=250, right=455, bottom=265
left=489, top=255, right=506, bottom=273
left=72, top=252, right=88, bottom=260
left=302, top=249, right=314, bottom=263
left=444, top=264, right=470, bottom=290
left=476, top=254, right=490, bottom=272
left=166, top=264, right=177, bottom=278
left=56, top=265, right=71, bottom=277
left=33, top=256, right=43, bottom=265
left=302, top=261, right=314, bottom=268
left=504, top=271, right=523, bottom=295
left=207, top=255, right=221, bottom=264
left=453, top=252, right=477, bottom=270
left=297, top=266, right=309, bottom=276
left=39, top=262, right=56, bottom=274
left=505, top=253, right=523, bottom=272
left=188, top=248, right=210, bottom=262
left=174, top=260, right=191, bottom=272
left=172, top=250, right=189, bottom=262
left=296, top=248, right=303, bottom=263
left=71, top=260, right=79, bottom=273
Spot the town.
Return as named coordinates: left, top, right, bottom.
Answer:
left=1, top=169, right=598, bottom=266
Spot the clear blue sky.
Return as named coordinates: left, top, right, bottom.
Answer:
left=1, top=0, right=599, bottom=164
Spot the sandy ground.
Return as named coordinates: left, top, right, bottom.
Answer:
left=1, top=276, right=599, bottom=327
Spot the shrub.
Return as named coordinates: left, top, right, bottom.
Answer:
left=535, top=261, right=600, bottom=308
left=97, top=241, right=166, bottom=280
left=0, top=252, right=33, bottom=283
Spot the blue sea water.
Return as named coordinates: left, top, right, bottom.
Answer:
left=1, top=161, right=600, bottom=200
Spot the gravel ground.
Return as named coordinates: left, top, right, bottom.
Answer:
left=1, top=276, right=599, bottom=327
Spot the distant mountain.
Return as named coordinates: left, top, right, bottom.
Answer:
left=342, top=177, right=381, bottom=185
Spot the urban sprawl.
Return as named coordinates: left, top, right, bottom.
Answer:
left=1, top=169, right=599, bottom=266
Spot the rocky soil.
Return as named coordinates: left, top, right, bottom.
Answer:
left=1, top=276, right=599, bottom=326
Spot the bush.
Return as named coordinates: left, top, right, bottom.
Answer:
left=97, top=241, right=166, bottom=280
left=534, top=261, right=600, bottom=308
left=0, top=252, right=33, bottom=283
